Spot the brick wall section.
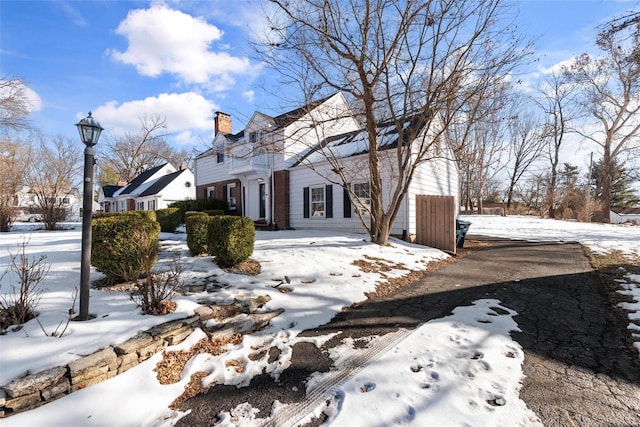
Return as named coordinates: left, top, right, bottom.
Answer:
left=273, top=170, right=290, bottom=230
left=195, top=178, right=242, bottom=216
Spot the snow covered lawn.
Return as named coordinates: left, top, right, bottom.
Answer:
left=1, top=215, right=639, bottom=426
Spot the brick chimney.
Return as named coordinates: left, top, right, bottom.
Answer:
left=214, top=111, right=232, bottom=135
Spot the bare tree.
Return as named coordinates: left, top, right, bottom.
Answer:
left=0, top=76, right=33, bottom=134
left=25, top=136, right=82, bottom=230
left=504, top=105, right=546, bottom=209
left=99, top=114, right=189, bottom=184
left=261, top=0, right=529, bottom=244
left=535, top=71, right=575, bottom=218
left=599, top=10, right=640, bottom=39
left=566, top=23, right=640, bottom=222
left=0, top=138, right=31, bottom=231
left=446, top=81, right=510, bottom=213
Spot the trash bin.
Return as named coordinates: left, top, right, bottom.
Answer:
left=456, top=219, right=472, bottom=248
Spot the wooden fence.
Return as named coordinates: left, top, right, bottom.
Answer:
left=415, top=195, right=456, bottom=254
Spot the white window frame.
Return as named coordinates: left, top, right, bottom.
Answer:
left=353, top=182, right=371, bottom=215
left=207, top=186, right=216, bottom=199
left=310, top=185, right=325, bottom=218
left=227, top=183, right=237, bottom=210
left=137, top=201, right=145, bottom=211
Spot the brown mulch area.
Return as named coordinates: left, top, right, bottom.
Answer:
left=155, top=334, right=244, bottom=409
left=222, top=259, right=262, bottom=275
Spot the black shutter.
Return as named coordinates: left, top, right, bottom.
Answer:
left=343, top=186, right=352, bottom=218
left=326, top=185, right=333, bottom=218
left=303, top=187, right=309, bottom=218
left=222, top=185, right=228, bottom=202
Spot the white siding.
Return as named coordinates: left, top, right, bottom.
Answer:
left=407, top=155, right=459, bottom=235
left=159, top=169, right=196, bottom=207
left=195, top=152, right=231, bottom=187
left=289, top=149, right=458, bottom=236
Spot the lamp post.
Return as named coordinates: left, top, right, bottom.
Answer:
left=75, top=112, right=103, bottom=321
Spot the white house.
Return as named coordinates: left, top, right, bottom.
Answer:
left=194, top=93, right=459, bottom=239
left=13, top=186, right=80, bottom=222
left=99, top=163, right=196, bottom=212
left=611, top=208, right=640, bottom=224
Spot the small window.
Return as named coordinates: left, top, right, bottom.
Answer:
left=207, top=187, right=215, bottom=199
left=353, top=182, right=371, bottom=215
left=185, top=181, right=191, bottom=188
left=217, top=151, right=224, bottom=163
left=228, top=184, right=237, bottom=210
left=310, top=186, right=325, bottom=218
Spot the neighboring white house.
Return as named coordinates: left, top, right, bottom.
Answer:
left=13, top=186, right=80, bottom=222
left=194, top=92, right=459, bottom=239
left=611, top=208, right=640, bottom=224
left=99, top=163, right=196, bottom=212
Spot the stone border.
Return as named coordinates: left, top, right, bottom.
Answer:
left=0, top=295, right=279, bottom=418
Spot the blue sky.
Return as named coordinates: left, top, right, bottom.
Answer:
left=1, top=0, right=637, bottom=155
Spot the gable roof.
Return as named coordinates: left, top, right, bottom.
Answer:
left=138, top=169, right=188, bottom=197
left=116, top=163, right=167, bottom=196
left=614, top=207, right=640, bottom=215
left=101, top=184, right=122, bottom=198
left=196, top=94, right=338, bottom=159
left=271, top=93, right=336, bottom=129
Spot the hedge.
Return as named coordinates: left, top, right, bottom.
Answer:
left=94, top=210, right=157, bottom=222
left=208, top=216, right=255, bottom=267
left=155, top=207, right=181, bottom=232
left=91, top=214, right=160, bottom=284
left=185, top=212, right=211, bottom=256
left=169, top=199, right=227, bottom=223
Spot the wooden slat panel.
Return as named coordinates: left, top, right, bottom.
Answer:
left=415, top=195, right=456, bottom=253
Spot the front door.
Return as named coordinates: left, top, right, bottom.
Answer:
left=259, top=183, right=266, bottom=219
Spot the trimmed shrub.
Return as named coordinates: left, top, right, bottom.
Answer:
left=94, top=211, right=157, bottom=222
left=91, top=214, right=160, bottom=284
left=185, top=212, right=210, bottom=256
left=169, top=198, right=227, bottom=223
left=208, top=216, right=255, bottom=267
left=203, top=209, right=225, bottom=217
left=155, top=207, right=181, bottom=232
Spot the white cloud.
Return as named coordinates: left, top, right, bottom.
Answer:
left=90, top=92, right=217, bottom=140
left=0, top=79, right=42, bottom=113
left=109, top=4, right=250, bottom=86
left=242, top=90, right=255, bottom=103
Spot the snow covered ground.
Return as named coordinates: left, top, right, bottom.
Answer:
left=1, top=215, right=639, bottom=426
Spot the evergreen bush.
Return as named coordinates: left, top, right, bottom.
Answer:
left=155, top=207, right=181, bottom=232
left=91, top=214, right=160, bottom=284
left=208, top=216, right=255, bottom=267
left=169, top=199, right=227, bottom=223
left=185, top=212, right=210, bottom=256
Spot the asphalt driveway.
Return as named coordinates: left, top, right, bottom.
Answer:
left=177, top=236, right=640, bottom=426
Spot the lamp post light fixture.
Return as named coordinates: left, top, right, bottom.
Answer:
left=75, top=111, right=103, bottom=321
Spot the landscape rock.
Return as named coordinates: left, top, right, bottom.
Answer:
left=3, top=367, right=67, bottom=398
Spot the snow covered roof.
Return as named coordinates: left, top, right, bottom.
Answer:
left=293, top=116, right=426, bottom=166
left=114, top=163, right=167, bottom=196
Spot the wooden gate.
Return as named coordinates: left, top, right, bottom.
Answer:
left=415, top=195, right=456, bottom=254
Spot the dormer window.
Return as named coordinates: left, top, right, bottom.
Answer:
left=249, top=130, right=265, bottom=145
left=217, top=151, right=224, bottom=163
